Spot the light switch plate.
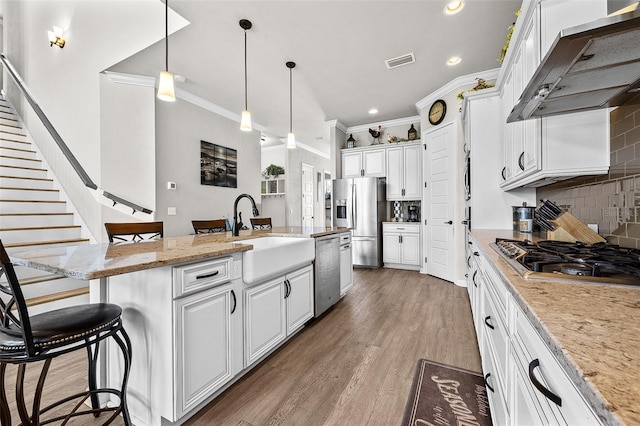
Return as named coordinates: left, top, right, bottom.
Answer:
left=168, top=207, right=176, bottom=215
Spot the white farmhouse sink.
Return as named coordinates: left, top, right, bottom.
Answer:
left=241, top=237, right=315, bottom=284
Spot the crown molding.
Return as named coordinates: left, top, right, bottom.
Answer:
left=346, top=115, right=420, bottom=134
left=415, top=68, right=500, bottom=111
left=103, top=71, right=266, bottom=133
left=324, top=119, right=348, bottom=133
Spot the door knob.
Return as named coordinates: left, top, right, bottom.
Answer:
left=444, top=220, right=453, bottom=225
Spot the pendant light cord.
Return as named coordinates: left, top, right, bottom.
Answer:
left=244, top=30, right=248, bottom=110
left=289, top=67, right=293, bottom=133
left=165, top=0, right=169, bottom=72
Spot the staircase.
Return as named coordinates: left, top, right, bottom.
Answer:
left=0, top=97, right=91, bottom=315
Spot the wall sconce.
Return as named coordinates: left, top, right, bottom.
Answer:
left=48, top=26, right=66, bottom=48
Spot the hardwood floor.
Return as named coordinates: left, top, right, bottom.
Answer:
left=186, top=268, right=481, bottom=426
left=2, top=268, right=480, bottom=425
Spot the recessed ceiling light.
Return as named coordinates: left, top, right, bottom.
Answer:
left=369, top=108, right=378, bottom=114
left=444, top=1, right=465, bottom=15
left=447, top=56, right=462, bottom=66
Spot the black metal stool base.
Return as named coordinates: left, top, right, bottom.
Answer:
left=0, top=326, right=132, bottom=426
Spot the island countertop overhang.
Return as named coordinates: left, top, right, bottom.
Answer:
left=8, top=226, right=350, bottom=280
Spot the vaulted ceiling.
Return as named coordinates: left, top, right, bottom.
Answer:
left=109, top=1, right=521, bottom=153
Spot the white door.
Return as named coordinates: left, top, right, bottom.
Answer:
left=301, top=163, right=314, bottom=227
left=423, top=123, right=456, bottom=282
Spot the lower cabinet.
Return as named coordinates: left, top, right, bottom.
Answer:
left=339, top=240, right=353, bottom=296
left=106, top=254, right=314, bottom=426
left=382, top=223, right=420, bottom=270
left=174, top=282, right=240, bottom=419
left=244, top=264, right=313, bottom=367
left=468, top=234, right=602, bottom=426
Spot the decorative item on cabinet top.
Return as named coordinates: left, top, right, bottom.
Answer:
left=262, top=164, right=285, bottom=179
left=347, top=134, right=356, bottom=149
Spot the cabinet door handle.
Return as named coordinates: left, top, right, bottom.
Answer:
left=230, top=290, right=237, bottom=314
left=285, top=280, right=292, bottom=298
left=399, top=235, right=403, bottom=244
left=518, top=152, right=525, bottom=171
left=501, top=166, right=506, bottom=181
left=196, top=270, right=219, bottom=280
left=472, top=270, right=478, bottom=287
left=484, top=373, right=495, bottom=393
left=466, top=255, right=471, bottom=268
left=529, top=359, right=562, bottom=407
left=484, top=316, right=495, bottom=330
left=473, top=251, right=479, bottom=257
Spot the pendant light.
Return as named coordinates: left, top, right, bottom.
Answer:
left=239, top=19, right=253, bottom=131
left=286, top=61, right=296, bottom=149
left=157, top=0, right=176, bottom=102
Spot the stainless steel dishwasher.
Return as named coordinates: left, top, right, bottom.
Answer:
left=313, top=234, right=340, bottom=317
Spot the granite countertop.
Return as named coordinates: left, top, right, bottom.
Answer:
left=9, top=226, right=350, bottom=280
left=470, top=229, right=639, bottom=426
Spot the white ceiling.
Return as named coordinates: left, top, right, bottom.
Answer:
left=109, top=0, right=521, bottom=152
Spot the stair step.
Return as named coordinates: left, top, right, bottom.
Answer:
left=0, top=154, right=42, bottom=168
left=0, top=186, right=60, bottom=201
left=3, top=237, right=90, bottom=249
left=0, top=112, right=16, bottom=121
left=0, top=225, right=82, bottom=244
left=0, top=199, right=67, bottom=213
left=0, top=145, right=37, bottom=158
left=17, top=273, right=65, bottom=286
left=0, top=122, right=23, bottom=131
left=25, top=287, right=90, bottom=309
left=0, top=130, right=27, bottom=140
left=0, top=137, right=31, bottom=148
left=0, top=164, right=49, bottom=179
left=0, top=212, right=74, bottom=228
left=28, top=293, right=90, bottom=316
left=0, top=175, right=54, bottom=189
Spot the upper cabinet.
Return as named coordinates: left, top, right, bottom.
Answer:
left=341, top=147, right=386, bottom=178
left=386, top=143, right=422, bottom=200
left=499, top=0, right=610, bottom=190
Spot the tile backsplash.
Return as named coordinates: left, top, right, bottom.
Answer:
left=537, top=104, right=640, bottom=249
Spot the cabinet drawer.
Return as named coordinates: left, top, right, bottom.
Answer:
left=481, top=262, right=508, bottom=315
left=382, top=223, right=420, bottom=233
left=482, top=337, right=509, bottom=426
left=513, top=308, right=600, bottom=425
left=173, top=257, right=233, bottom=298
left=482, top=286, right=509, bottom=394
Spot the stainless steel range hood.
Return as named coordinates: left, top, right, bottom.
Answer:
left=507, top=7, right=640, bottom=122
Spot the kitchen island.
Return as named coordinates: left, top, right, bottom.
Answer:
left=469, top=229, right=639, bottom=425
left=9, top=226, right=349, bottom=426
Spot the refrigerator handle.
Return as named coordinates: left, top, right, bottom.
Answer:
left=352, top=183, right=357, bottom=229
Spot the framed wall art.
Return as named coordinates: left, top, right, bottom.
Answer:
left=200, top=140, right=237, bottom=188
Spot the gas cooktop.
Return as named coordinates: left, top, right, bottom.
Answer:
left=490, top=238, right=640, bottom=286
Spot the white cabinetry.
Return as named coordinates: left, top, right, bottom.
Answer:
left=341, top=147, right=386, bottom=178
left=339, top=232, right=353, bottom=296
left=467, top=233, right=603, bottom=426
left=499, top=0, right=609, bottom=190
left=386, top=143, right=422, bottom=200
left=106, top=254, right=243, bottom=425
left=382, top=223, right=420, bottom=270
left=244, top=264, right=313, bottom=367
left=174, top=282, right=237, bottom=419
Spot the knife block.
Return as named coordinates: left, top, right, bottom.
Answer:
left=549, top=212, right=606, bottom=245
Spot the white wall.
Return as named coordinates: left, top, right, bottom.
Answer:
left=154, top=98, right=262, bottom=237
left=1, top=0, right=187, bottom=238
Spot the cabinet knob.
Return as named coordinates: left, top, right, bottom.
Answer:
left=444, top=220, right=453, bottom=225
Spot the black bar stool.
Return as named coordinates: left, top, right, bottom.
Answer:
left=0, top=239, right=132, bottom=425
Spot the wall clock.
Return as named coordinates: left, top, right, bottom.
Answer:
left=428, top=99, right=447, bottom=125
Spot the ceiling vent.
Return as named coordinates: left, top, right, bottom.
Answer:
left=385, top=52, right=415, bottom=69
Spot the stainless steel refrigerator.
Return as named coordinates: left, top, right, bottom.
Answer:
left=333, top=177, right=386, bottom=268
